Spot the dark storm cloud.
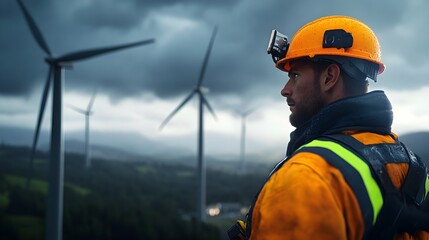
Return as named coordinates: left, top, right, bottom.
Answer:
left=1, top=0, right=427, bottom=101
left=74, top=0, right=238, bottom=30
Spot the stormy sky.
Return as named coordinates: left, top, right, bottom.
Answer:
left=1, top=0, right=429, bottom=160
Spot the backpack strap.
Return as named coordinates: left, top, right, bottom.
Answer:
left=319, top=134, right=406, bottom=239
left=401, top=149, right=429, bottom=205
left=319, top=134, right=429, bottom=237
left=296, top=136, right=383, bottom=238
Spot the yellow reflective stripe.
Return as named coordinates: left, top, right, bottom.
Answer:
left=425, top=174, right=429, bottom=199
left=300, top=140, right=383, bottom=224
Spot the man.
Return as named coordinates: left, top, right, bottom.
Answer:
left=228, top=16, right=429, bottom=240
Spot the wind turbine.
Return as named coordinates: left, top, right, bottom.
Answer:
left=16, top=0, right=154, bottom=239
left=68, top=89, right=98, bottom=169
left=238, top=108, right=257, bottom=175
left=159, top=26, right=218, bottom=224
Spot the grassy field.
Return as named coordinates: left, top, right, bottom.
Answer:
left=5, top=215, right=44, bottom=240
left=4, top=174, right=91, bottom=196
left=136, top=165, right=157, bottom=174
left=0, top=192, right=9, bottom=208
left=175, top=170, right=195, bottom=178
left=4, top=174, right=48, bottom=194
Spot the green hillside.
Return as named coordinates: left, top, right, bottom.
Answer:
left=0, top=144, right=267, bottom=240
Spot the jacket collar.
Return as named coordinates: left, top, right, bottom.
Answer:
left=286, top=90, right=393, bottom=156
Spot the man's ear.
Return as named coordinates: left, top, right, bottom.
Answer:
left=320, top=63, right=341, bottom=92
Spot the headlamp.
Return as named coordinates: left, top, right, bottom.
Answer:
left=267, top=29, right=289, bottom=63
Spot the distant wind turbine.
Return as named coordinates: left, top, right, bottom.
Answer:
left=159, top=26, right=218, bottom=224
left=238, top=108, right=257, bottom=175
left=16, top=0, right=154, bottom=240
left=68, top=89, right=98, bottom=169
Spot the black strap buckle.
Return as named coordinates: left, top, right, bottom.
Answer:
left=227, top=220, right=246, bottom=240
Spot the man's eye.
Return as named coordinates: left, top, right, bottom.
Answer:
left=289, top=73, right=299, bottom=79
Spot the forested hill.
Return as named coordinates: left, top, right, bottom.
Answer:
left=0, top=144, right=268, bottom=240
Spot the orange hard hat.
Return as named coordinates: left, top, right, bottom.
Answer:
left=274, top=16, right=385, bottom=75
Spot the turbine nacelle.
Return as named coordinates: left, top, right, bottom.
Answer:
left=197, top=86, right=210, bottom=94
left=45, top=58, right=73, bottom=68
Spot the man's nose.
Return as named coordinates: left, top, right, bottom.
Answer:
left=281, top=81, right=290, bottom=97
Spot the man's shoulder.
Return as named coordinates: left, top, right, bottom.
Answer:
left=276, top=151, right=346, bottom=185
left=346, top=131, right=397, bottom=145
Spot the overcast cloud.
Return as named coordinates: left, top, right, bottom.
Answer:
left=2, top=0, right=428, bottom=99
left=1, top=0, right=429, bottom=158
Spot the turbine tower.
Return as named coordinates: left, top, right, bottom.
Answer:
left=159, top=26, right=218, bottom=224
left=238, top=108, right=256, bottom=175
left=68, top=89, right=98, bottom=169
left=16, top=1, right=154, bottom=240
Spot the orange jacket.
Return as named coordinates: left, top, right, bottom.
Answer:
left=249, top=132, right=429, bottom=240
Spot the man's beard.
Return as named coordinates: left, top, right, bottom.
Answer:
left=289, top=91, right=324, bottom=128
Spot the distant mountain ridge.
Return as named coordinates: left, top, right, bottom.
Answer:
left=0, top=125, right=276, bottom=174
left=0, top=125, right=280, bottom=173
left=3, top=126, right=428, bottom=161
left=65, top=139, right=146, bottom=162
left=0, top=125, right=190, bottom=161
left=399, top=131, right=429, bottom=159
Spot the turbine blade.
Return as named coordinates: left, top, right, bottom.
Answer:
left=67, top=104, right=86, bottom=115
left=16, top=0, right=52, bottom=56
left=201, top=93, right=217, bottom=121
left=243, top=107, right=258, bottom=117
left=87, top=88, right=98, bottom=112
left=27, top=67, right=52, bottom=188
left=54, top=39, right=155, bottom=63
left=196, top=26, right=218, bottom=88
left=159, top=91, right=196, bottom=130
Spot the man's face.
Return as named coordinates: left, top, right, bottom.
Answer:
left=280, top=60, right=325, bottom=127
